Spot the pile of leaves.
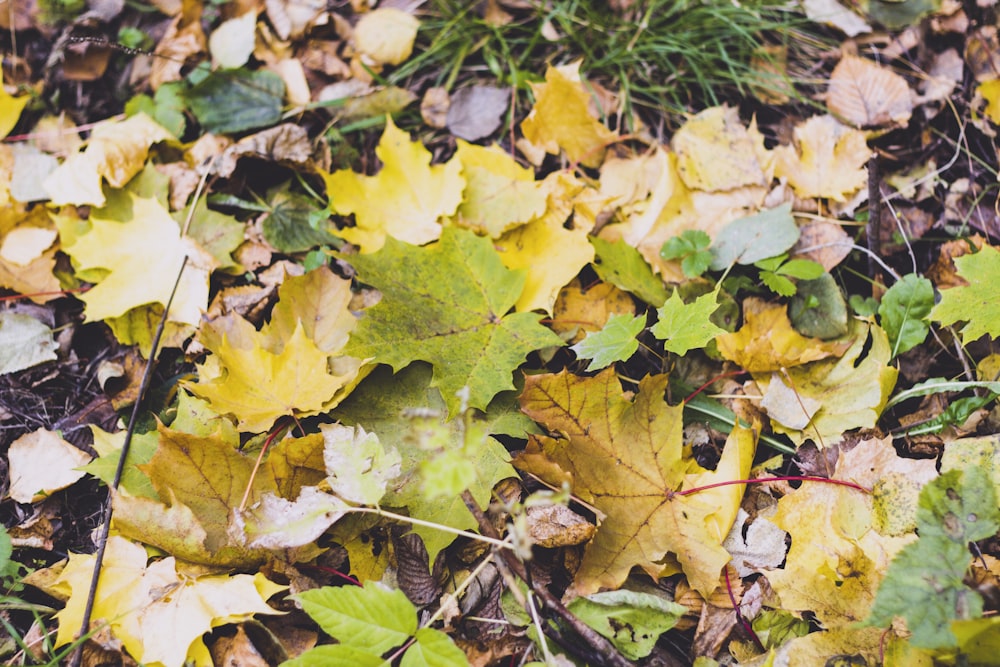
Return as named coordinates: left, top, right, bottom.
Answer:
left=3, top=0, right=1000, bottom=665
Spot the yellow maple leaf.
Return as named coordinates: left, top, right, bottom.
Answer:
left=716, top=298, right=851, bottom=372
left=516, top=369, right=752, bottom=597
left=0, top=70, right=29, bottom=139
left=43, top=114, right=174, bottom=207
left=451, top=141, right=547, bottom=238
left=54, top=536, right=284, bottom=667
left=773, top=114, right=869, bottom=201
left=188, top=321, right=360, bottom=432
left=520, top=62, right=616, bottom=168
left=322, top=116, right=464, bottom=252
left=670, top=106, right=770, bottom=192
left=495, top=172, right=596, bottom=313
left=55, top=193, right=213, bottom=325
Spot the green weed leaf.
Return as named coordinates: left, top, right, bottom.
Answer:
left=571, top=313, right=645, bottom=371
left=879, top=274, right=934, bottom=357
left=566, top=590, right=686, bottom=660
left=709, top=204, right=799, bottom=270
left=591, top=237, right=669, bottom=306
left=650, top=288, right=725, bottom=355
left=660, top=229, right=712, bottom=278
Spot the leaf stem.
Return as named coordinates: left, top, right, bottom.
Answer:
left=350, top=506, right=513, bottom=551
left=672, top=475, right=869, bottom=498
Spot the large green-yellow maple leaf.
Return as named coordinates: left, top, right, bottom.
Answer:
left=54, top=536, right=283, bottom=667
left=56, top=193, right=212, bottom=324
left=516, top=369, right=755, bottom=597
left=322, top=116, right=464, bottom=253
left=342, top=226, right=562, bottom=416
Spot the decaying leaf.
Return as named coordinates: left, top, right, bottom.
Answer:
left=516, top=369, right=756, bottom=596
left=827, top=55, right=913, bottom=128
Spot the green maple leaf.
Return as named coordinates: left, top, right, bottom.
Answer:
left=571, top=313, right=645, bottom=371
left=341, top=226, right=562, bottom=415
left=930, top=245, right=1000, bottom=345
left=650, top=288, right=725, bottom=355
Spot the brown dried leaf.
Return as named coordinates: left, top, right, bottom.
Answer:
left=827, top=55, right=913, bottom=128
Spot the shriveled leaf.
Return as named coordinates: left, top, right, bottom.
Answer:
left=342, top=226, right=562, bottom=416
left=238, top=486, right=349, bottom=550
left=571, top=312, right=644, bottom=371
left=6, top=429, right=92, bottom=503
left=709, top=204, right=799, bottom=270
left=516, top=370, right=750, bottom=596
left=930, top=244, right=1000, bottom=344
left=773, top=114, right=870, bottom=201
left=43, top=114, right=173, bottom=206
left=722, top=508, right=788, bottom=577
left=323, top=116, right=464, bottom=252
left=520, top=62, right=616, bottom=168
left=650, top=288, right=726, bottom=356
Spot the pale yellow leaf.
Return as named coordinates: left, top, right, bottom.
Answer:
left=773, top=115, right=869, bottom=201
left=7, top=429, right=92, bottom=503
left=671, top=106, right=769, bottom=192
left=827, top=55, right=913, bottom=128
left=354, top=8, right=420, bottom=66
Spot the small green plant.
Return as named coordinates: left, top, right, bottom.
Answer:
left=660, top=230, right=712, bottom=278
left=753, top=254, right=823, bottom=296
left=284, top=581, right=469, bottom=666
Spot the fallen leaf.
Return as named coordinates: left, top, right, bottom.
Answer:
left=353, top=8, right=420, bottom=66
left=516, top=369, right=753, bottom=596
left=716, top=298, right=851, bottom=372
left=54, top=535, right=284, bottom=667
left=209, top=10, right=257, bottom=69
left=549, top=277, right=638, bottom=343
left=753, top=319, right=898, bottom=447
left=773, top=115, right=870, bottom=201
left=723, top=508, right=788, bottom=577
left=520, top=62, right=616, bottom=168
left=827, top=55, right=913, bottom=128
left=189, top=321, right=359, bottom=433
left=0, top=69, right=30, bottom=139
left=323, top=116, right=464, bottom=252
left=43, top=114, right=173, bottom=207
left=589, top=236, right=670, bottom=307
left=571, top=312, right=645, bottom=371
left=599, top=146, right=676, bottom=245
left=342, top=226, right=562, bottom=416
left=451, top=141, right=547, bottom=238
left=0, top=312, right=57, bottom=376
left=55, top=193, right=213, bottom=326
left=7, top=429, right=92, bottom=503
left=671, top=106, right=769, bottom=192
left=447, top=86, right=510, bottom=141
left=930, top=244, right=1000, bottom=344
left=650, top=287, right=726, bottom=356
